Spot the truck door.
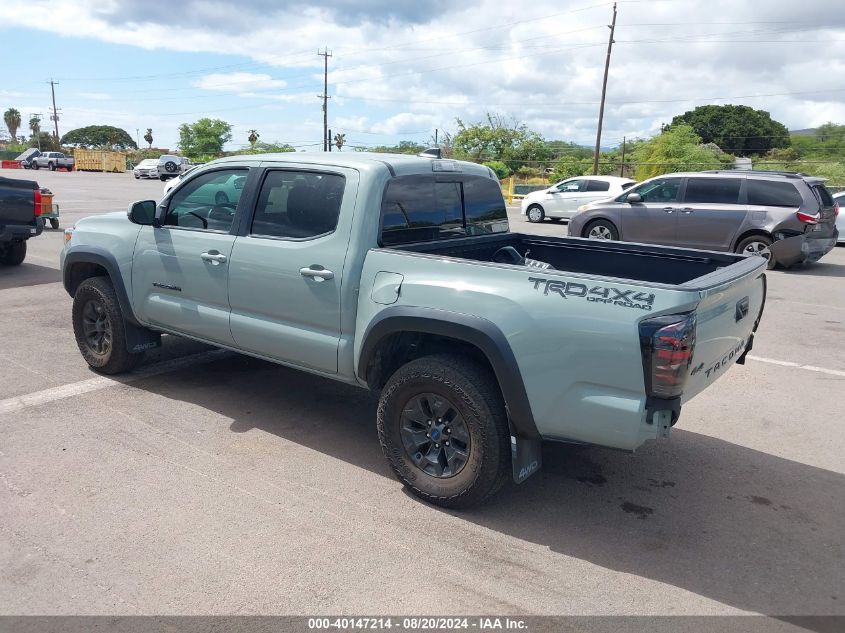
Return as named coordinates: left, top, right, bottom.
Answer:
left=227, top=167, right=359, bottom=374
left=131, top=167, right=248, bottom=345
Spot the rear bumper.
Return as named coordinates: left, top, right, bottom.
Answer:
left=0, top=219, right=43, bottom=242
left=770, top=228, right=838, bottom=267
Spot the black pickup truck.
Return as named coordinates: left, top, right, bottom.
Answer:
left=0, top=176, right=44, bottom=266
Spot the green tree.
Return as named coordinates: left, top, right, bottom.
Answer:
left=670, top=104, right=789, bottom=156
left=631, top=124, right=733, bottom=180
left=28, top=131, right=60, bottom=151
left=4, top=108, right=21, bottom=141
left=452, top=113, right=529, bottom=163
left=28, top=115, right=40, bottom=138
left=234, top=141, right=297, bottom=155
left=483, top=160, right=511, bottom=179
left=61, top=125, right=137, bottom=150
left=177, top=118, right=232, bottom=158
left=248, top=129, right=259, bottom=147
left=357, top=140, right=426, bottom=154
left=143, top=128, right=153, bottom=149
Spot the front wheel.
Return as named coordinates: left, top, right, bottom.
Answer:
left=735, top=235, right=776, bottom=270
left=377, top=354, right=511, bottom=508
left=526, top=204, right=545, bottom=223
left=584, top=219, right=619, bottom=241
left=0, top=241, right=26, bottom=266
left=72, top=277, right=143, bottom=374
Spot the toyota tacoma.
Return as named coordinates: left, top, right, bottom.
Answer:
left=61, top=153, right=767, bottom=507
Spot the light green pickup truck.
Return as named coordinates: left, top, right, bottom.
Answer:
left=61, top=153, right=767, bottom=507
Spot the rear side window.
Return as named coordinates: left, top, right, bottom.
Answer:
left=251, top=170, right=344, bottom=239
left=683, top=178, right=741, bottom=205
left=747, top=180, right=803, bottom=207
left=381, top=175, right=508, bottom=245
left=585, top=180, right=611, bottom=192
left=812, top=184, right=834, bottom=208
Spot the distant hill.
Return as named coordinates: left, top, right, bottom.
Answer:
left=789, top=128, right=817, bottom=136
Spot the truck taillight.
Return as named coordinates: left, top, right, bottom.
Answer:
left=639, top=313, right=697, bottom=399
left=796, top=211, right=818, bottom=224
left=33, top=189, right=42, bottom=216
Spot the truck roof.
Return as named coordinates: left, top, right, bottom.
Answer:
left=213, top=151, right=497, bottom=179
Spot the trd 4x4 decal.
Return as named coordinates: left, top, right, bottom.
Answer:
left=528, top=277, right=655, bottom=311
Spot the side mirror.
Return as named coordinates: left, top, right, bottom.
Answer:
left=127, top=200, right=157, bottom=226
left=626, top=192, right=642, bottom=204
left=547, top=188, right=559, bottom=194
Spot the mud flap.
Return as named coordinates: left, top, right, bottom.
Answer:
left=511, top=435, right=542, bottom=484
left=124, top=321, right=161, bottom=354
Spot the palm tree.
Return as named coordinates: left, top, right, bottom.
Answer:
left=248, top=129, right=259, bottom=147
left=28, top=114, right=40, bottom=137
left=143, top=128, right=153, bottom=149
left=4, top=108, right=22, bottom=141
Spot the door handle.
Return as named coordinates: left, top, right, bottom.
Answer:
left=662, top=207, right=675, bottom=213
left=680, top=207, right=694, bottom=214
left=201, top=251, right=227, bottom=265
left=300, top=266, right=334, bottom=281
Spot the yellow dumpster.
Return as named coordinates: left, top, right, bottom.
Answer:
left=73, top=149, right=127, bottom=173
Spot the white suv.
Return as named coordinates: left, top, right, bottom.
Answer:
left=521, top=175, right=635, bottom=222
left=156, top=155, right=192, bottom=181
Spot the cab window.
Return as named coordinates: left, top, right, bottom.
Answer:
left=556, top=179, right=585, bottom=193
left=164, top=168, right=247, bottom=232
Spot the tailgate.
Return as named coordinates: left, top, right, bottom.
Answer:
left=681, top=257, right=767, bottom=402
left=0, top=179, right=38, bottom=224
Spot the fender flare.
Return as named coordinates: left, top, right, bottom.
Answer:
left=357, top=306, right=540, bottom=439
left=63, top=246, right=140, bottom=326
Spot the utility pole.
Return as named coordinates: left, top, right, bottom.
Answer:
left=48, top=79, right=61, bottom=140
left=435, top=128, right=439, bottom=145
left=619, top=135, right=626, bottom=177
left=592, top=2, right=617, bottom=175
left=317, top=48, right=332, bottom=151
left=328, top=128, right=332, bottom=152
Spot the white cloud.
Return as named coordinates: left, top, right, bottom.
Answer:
left=193, top=72, right=287, bottom=92
left=4, top=0, right=845, bottom=147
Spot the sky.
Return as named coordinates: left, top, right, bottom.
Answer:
left=2, top=0, right=845, bottom=153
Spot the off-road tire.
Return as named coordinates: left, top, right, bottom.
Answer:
left=377, top=354, right=511, bottom=508
left=72, top=277, right=143, bottom=374
left=164, top=160, right=177, bottom=173
left=735, top=235, right=777, bottom=270
left=0, top=241, right=26, bottom=266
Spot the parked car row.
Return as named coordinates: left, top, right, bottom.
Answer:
left=527, top=170, right=840, bottom=268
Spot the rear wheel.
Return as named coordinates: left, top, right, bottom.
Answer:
left=49, top=162, right=56, bottom=171
left=377, top=354, right=511, bottom=508
left=0, top=241, right=26, bottom=266
left=32, top=162, right=39, bottom=170
left=584, top=219, right=619, bottom=241
left=526, top=204, right=545, bottom=223
left=72, top=277, right=143, bottom=374
left=49, top=218, right=59, bottom=230
left=735, top=235, right=776, bottom=270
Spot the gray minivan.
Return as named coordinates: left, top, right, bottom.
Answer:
left=568, top=170, right=839, bottom=268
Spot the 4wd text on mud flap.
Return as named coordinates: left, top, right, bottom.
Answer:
left=528, top=277, right=655, bottom=311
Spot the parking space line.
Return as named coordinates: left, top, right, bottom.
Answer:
left=0, top=349, right=231, bottom=416
left=748, top=355, right=845, bottom=377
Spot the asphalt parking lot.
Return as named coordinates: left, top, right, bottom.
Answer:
left=1, top=168, right=843, bottom=619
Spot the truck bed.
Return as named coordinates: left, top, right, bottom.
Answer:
left=391, top=233, right=744, bottom=286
